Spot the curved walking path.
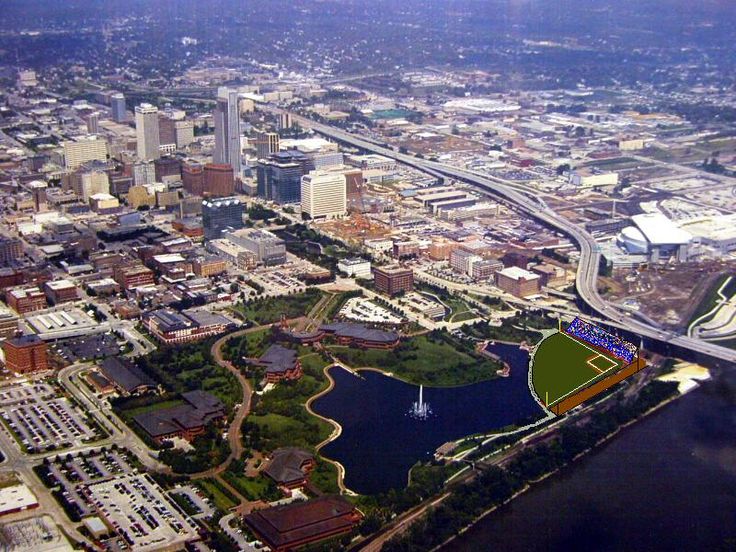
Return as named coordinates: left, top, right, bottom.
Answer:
left=189, top=324, right=275, bottom=481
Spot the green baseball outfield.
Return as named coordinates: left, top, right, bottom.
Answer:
left=531, top=331, right=625, bottom=408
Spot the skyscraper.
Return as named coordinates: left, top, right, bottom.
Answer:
left=135, top=103, right=160, bottom=161
left=86, top=112, right=100, bottom=134
left=213, top=87, right=242, bottom=177
left=255, top=131, right=280, bottom=160
left=202, top=196, right=245, bottom=240
left=182, top=162, right=205, bottom=196
left=111, top=93, right=127, bottom=122
left=203, top=163, right=235, bottom=197
left=256, top=151, right=307, bottom=204
left=301, top=169, right=347, bottom=220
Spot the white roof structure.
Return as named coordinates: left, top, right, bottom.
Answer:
left=497, top=266, right=540, bottom=281
left=680, top=214, right=736, bottom=242
left=631, top=213, right=692, bottom=245
left=0, top=483, right=38, bottom=515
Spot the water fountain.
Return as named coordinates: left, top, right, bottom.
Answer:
left=408, top=384, right=432, bottom=420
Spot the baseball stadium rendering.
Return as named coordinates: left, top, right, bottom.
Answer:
left=531, top=318, right=648, bottom=415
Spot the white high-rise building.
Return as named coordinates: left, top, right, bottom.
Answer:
left=135, top=103, right=160, bottom=160
left=301, top=170, right=347, bottom=220
left=213, top=87, right=242, bottom=177
left=63, top=136, right=108, bottom=169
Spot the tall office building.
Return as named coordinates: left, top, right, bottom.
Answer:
left=182, top=162, right=205, bottom=196
left=135, top=103, right=160, bottom=161
left=202, top=196, right=245, bottom=240
left=175, top=120, right=195, bottom=148
left=0, top=238, right=23, bottom=266
left=158, top=115, right=177, bottom=151
left=111, top=93, right=127, bottom=122
left=133, top=161, right=155, bottom=186
left=301, top=170, right=347, bottom=220
left=28, top=180, right=48, bottom=212
left=203, top=164, right=235, bottom=197
left=278, top=112, right=293, bottom=130
left=86, top=112, right=100, bottom=134
left=256, top=151, right=307, bottom=204
left=213, top=87, right=242, bottom=176
left=154, top=156, right=182, bottom=182
left=63, top=136, right=108, bottom=169
left=255, top=131, right=280, bottom=160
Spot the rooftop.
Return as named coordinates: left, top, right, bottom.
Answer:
left=631, top=212, right=692, bottom=245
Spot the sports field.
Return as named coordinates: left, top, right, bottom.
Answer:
left=531, top=331, right=624, bottom=408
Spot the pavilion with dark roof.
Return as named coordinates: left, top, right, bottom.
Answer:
left=98, top=357, right=157, bottom=396
left=255, top=344, right=303, bottom=384
left=243, top=495, right=362, bottom=552
left=263, top=447, right=315, bottom=489
left=133, top=390, right=225, bottom=444
left=320, top=322, right=400, bottom=349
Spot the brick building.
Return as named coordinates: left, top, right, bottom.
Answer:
left=373, top=265, right=413, bottom=296
left=113, top=264, right=155, bottom=290
left=6, top=287, right=47, bottom=314
left=3, top=335, right=48, bottom=373
left=495, top=266, right=540, bottom=298
left=43, top=280, right=79, bottom=305
left=203, top=163, right=235, bottom=197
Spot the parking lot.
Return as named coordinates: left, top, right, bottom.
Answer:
left=170, top=484, right=215, bottom=519
left=52, top=333, right=125, bottom=362
left=84, top=473, right=200, bottom=551
left=0, top=382, right=102, bottom=453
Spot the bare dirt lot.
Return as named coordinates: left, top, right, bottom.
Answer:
left=602, top=261, right=736, bottom=330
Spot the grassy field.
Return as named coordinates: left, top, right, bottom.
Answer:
left=222, top=469, right=281, bottom=502
left=442, top=296, right=477, bottom=323
left=233, top=289, right=324, bottom=325
left=223, top=327, right=273, bottom=363
left=330, top=332, right=500, bottom=386
left=244, top=352, right=333, bottom=452
left=531, top=332, right=623, bottom=407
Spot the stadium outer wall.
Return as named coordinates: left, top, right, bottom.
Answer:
left=550, top=357, right=647, bottom=415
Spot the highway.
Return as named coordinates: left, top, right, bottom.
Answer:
left=283, top=111, right=736, bottom=364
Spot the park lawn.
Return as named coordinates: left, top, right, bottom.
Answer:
left=531, top=332, right=622, bottom=407
left=224, top=327, right=273, bottom=361
left=247, top=364, right=334, bottom=452
left=194, top=478, right=239, bottom=512
left=442, top=296, right=474, bottom=322
left=300, top=352, right=331, bottom=375
left=222, top=470, right=281, bottom=502
left=450, top=309, right=479, bottom=323
left=234, top=289, right=324, bottom=325
left=250, top=413, right=304, bottom=435
left=330, top=333, right=500, bottom=386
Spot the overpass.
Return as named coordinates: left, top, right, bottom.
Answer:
left=282, top=110, right=736, bottom=364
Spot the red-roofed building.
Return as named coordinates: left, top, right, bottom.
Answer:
left=243, top=496, right=362, bottom=552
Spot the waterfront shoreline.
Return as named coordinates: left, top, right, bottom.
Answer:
left=430, top=387, right=685, bottom=552
left=304, top=363, right=354, bottom=495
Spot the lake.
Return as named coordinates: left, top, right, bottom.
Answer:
left=312, top=343, right=545, bottom=495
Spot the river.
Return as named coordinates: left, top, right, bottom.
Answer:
left=443, top=371, right=736, bottom=551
